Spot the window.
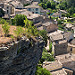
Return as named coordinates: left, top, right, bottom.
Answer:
left=36, top=8, right=38, bottom=11
left=36, top=12, right=38, bottom=14
left=28, top=8, right=31, bottom=11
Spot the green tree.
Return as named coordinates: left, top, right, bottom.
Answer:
left=14, top=14, right=26, bottom=26
left=49, top=42, right=52, bottom=53
left=2, top=22, right=10, bottom=37
left=35, top=66, right=51, bottom=75
left=0, top=18, right=7, bottom=24
left=47, top=1, right=51, bottom=8
left=71, top=13, right=75, bottom=17
left=39, top=30, right=48, bottom=46
left=40, top=48, right=54, bottom=63
left=14, top=26, right=24, bottom=40
left=67, top=0, right=75, bottom=7
left=24, top=19, right=39, bottom=36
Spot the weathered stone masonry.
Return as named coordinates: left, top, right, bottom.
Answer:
left=0, top=37, right=44, bottom=75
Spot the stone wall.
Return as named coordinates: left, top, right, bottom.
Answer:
left=52, top=42, right=68, bottom=56
left=67, top=44, right=75, bottom=54
left=0, top=36, right=44, bottom=75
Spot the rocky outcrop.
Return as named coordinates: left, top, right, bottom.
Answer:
left=0, top=36, right=44, bottom=75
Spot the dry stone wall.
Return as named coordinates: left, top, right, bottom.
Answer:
left=0, top=36, right=44, bottom=75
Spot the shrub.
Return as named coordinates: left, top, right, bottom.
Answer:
left=14, top=26, right=24, bottom=40
left=2, top=22, right=10, bottom=37
left=39, top=30, right=48, bottom=46
left=24, top=19, right=39, bottom=36
left=49, top=42, right=52, bottom=53
left=14, top=14, right=26, bottom=26
left=10, top=18, right=15, bottom=25
left=41, top=52, right=55, bottom=63
left=35, top=66, right=51, bottom=75
left=0, top=18, right=7, bottom=24
left=10, top=35, right=14, bottom=40
left=40, top=48, right=55, bottom=63
left=58, top=20, right=63, bottom=24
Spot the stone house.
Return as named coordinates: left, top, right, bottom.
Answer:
left=63, top=32, right=74, bottom=42
left=10, top=0, right=23, bottom=9
left=37, top=17, right=58, bottom=31
left=14, top=9, right=27, bottom=15
left=52, top=10, right=67, bottom=18
left=18, top=0, right=33, bottom=5
left=43, top=53, right=75, bottom=75
left=50, top=33, right=68, bottom=56
left=43, top=60, right=63, bottom=72
left=25, top=2, right=42, bottom=14
left=25, top=2, right=48, bottom=17
left=42, top=21, right=58, bottom=33
left=3, top=3, right=13, bottom=16
left=48, top=31, right=74, bottom=56
left=67, top=39, right=75, bottom=54
left=2, top=0, right=24, bottom=18
left=58, top=10, right=67, bottom=14
left=56, top=53, right=75, bottom=75
left=65, top=23, right=73, bottom=31
left=52, top=12, right=61, bottom=18
left=20, top=11, right=43, bottom=24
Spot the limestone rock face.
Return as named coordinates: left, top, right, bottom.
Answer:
left=0, top=37, right=44, bottom=75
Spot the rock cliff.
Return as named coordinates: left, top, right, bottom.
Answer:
left=0, top=36, right=44, bottom=75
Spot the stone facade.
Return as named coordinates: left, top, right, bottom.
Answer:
left=52, top=40, right=68, bottom=56
left=0, top=36, right=44, bottom=75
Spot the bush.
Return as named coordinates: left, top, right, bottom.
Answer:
left=35, top=66, right=51, bottom=75
left=14, top=26, right=24, bottom=40
left=65, top=13, right=70, bottom=17
left=10, top=18, right=15, bottom=25
left=58, top=20, right=63, bottom=24
left=0, top=18, right=7, bottom=24
left=40, top=48, right=54, bottom=63
left=2, top=22, right=10, bottom=37
left=49, top=42, right=52, bottom=52
left=24, top=19, right=39, bottom=36
left=71, top=13, right=75, bottom=17
left=39, top=30, right=48, bottom=46
left=14, top=14, right=26, bottom=26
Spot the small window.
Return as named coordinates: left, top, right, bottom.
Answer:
left=28, top=8, right=31, bottom=11
left=36, top=12, right=38, bottom=14
left=36, top=8, right=38, bottom=11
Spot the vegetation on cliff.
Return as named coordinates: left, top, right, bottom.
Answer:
left=35, top=66, right=51, bottom=75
